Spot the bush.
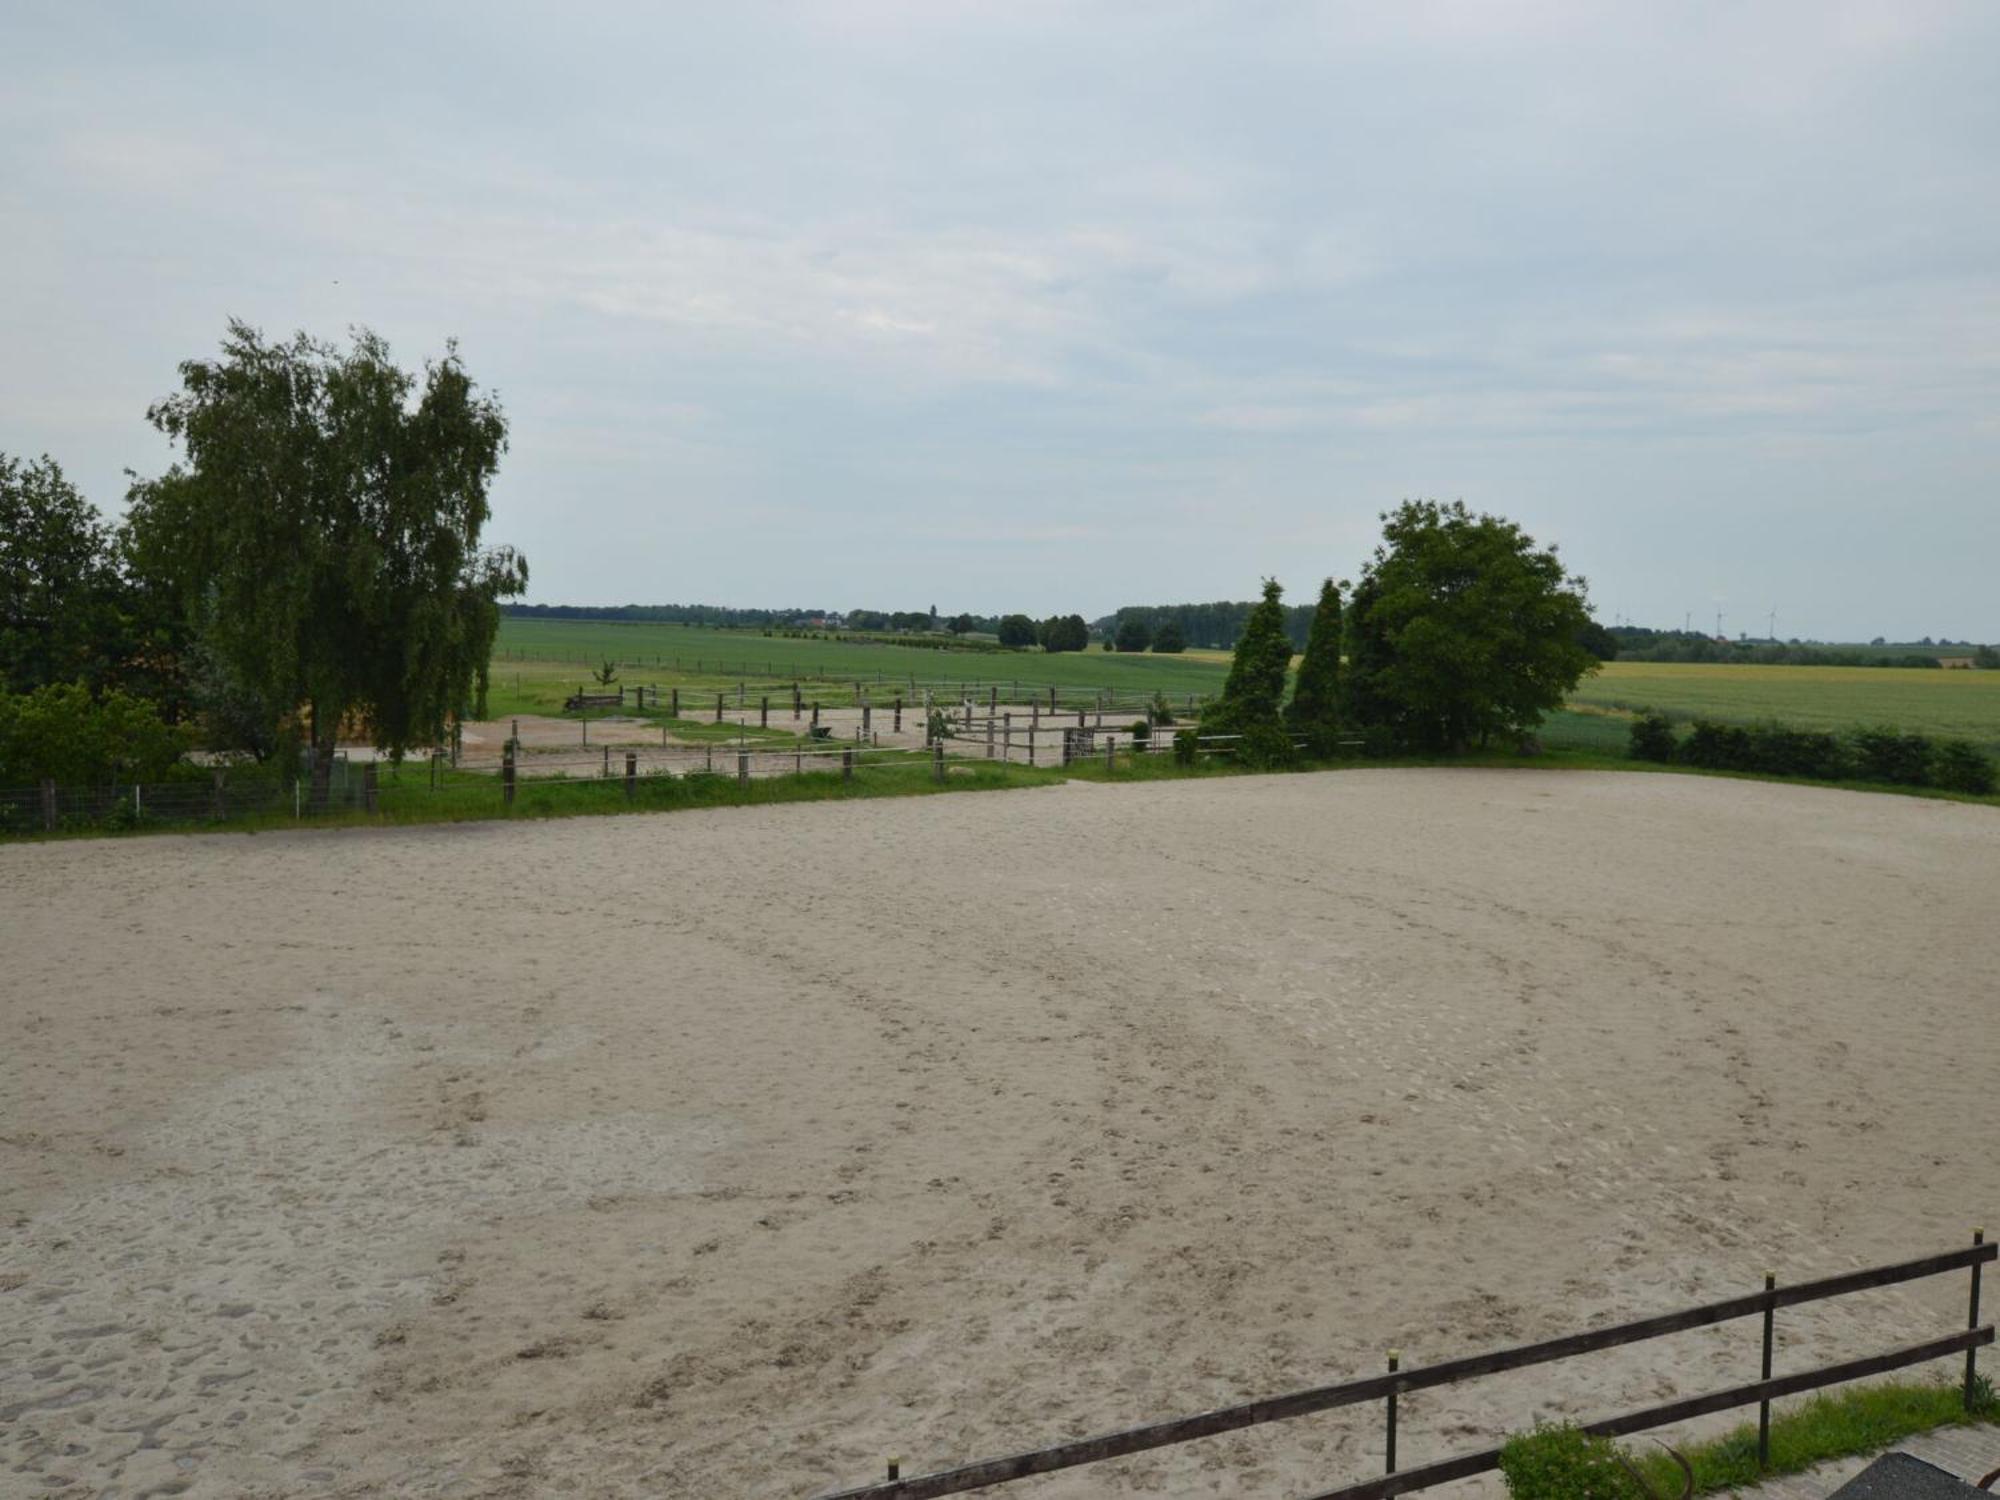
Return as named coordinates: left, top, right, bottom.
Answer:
left=1148, top=692, right=1176, bottom=727
left=1678, top=719, right=1753, bottom=771
left=1931, top=739, right=1997, bottom=794
left=1851, top=727, right=1933, bottom=785
left=1744, top=725, right=1850, bottom=781
left=1172, top=728, right=1198, bottom=766
left=1499, top=1424, right=1646, bottom=1500
left=1231, top=722, right=1298, bottom=770
left=1628, top=710, right=1676, bottom=763
left=1129, top=720, right=1150, bottom=745
left=0, top=682, right=189, bottom=785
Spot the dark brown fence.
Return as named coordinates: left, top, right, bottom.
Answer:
left=815, top=1235, right=1992, bottom=1500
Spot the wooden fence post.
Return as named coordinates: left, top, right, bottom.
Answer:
left=842, top=748, right=853, bottom=782
left=601, top=745, right=610, bottom=778
left=625, top=752, right=637, bottom=798
left=813, top=701, right=821, bottom=728
left=715, top=692, right=724, bottom=724
left=1105, top=736, right=1115, bottom=772
left=40, top=777, right=56, bottom=832
left=894, top=696, right=903, bottom=733
left=363, top=762, right=378, bottom=813
left=863, top=703, right=872, bottom=737
left=212, top=768, right=227, bottom=821
left=1048, top=685, right=1056, bottom=710
left=761, top=696, right=769, bottom=728
left=1004, top=713, right=1013, bottom=762
left=671, top=686, right=679, bottom=717
left=933, top=743, right=945, bottom=783
left=738, top=751, right=749, bottom=786
left=1385, top=1350, right=1399, bottom=1476
left=1970, top=1228, right=1987, bottom=1412
left=503, top=747, right=517, bottom=806
left=1759, top=1272, right=1776, bottom=1466
left=793, top=684, right=801, bottom=719
left=987, top=714, right=996, bottom=758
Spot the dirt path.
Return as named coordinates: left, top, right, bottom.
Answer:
left=2, top=770, right=1995, bottom=1498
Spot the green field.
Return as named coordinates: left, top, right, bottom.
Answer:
left=491, top=617, right=1230, bottom=718
left=1571, top=661, right=2000, bottom=752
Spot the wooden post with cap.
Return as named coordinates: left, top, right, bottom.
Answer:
left=1758, top=1271, right=1777, bottom=1466
left=1969, top=1228, right=1987, bottom=1412
left=1385, top=1349, right=1400, bottom=1475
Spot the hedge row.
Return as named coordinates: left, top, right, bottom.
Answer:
left=1628, top=711, right=1996, bottom=794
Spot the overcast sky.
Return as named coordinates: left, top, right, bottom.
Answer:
left=5, top=2, right=1997, bottom=638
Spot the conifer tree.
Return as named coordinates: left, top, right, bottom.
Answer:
left=1205, top=578, right=1294, bottom=764
left=1284, top=577, right=1343, bottom=755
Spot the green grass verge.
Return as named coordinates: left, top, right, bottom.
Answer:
left=1628, top=1376, right=1996, bottom=1497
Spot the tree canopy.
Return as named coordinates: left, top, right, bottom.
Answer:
left=1037, top=614, right=1090, bottom=653
left=133, top=321, right=526, bottom=801
left=1342, top=499, right=1595, bottom=752
left=0, top=453, right=130, bottom=696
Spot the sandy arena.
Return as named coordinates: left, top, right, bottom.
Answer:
left=3, top=769, right=1997, bottom=1499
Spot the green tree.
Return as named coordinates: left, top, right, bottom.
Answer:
left=1205, top=579, right=1294, bottom=764
left=1114, top=617, right=1152, bottom=652
left=134, top=321, right=527, bottom=807
left=0, top=454, right=130, bottom=695
left=1345, top=499, right=1595, bottom=752
left=996, top=613, right=1038, bottom=647
left=1038, top=614, right=1089, bottom=653
left=1283, top=577, right=1343, bottom=754
left=1150, top=619, right=1186, bottom=653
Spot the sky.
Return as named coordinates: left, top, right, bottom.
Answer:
left=4, top=1, right=1997, bottom=640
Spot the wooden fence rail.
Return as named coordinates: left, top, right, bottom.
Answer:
left=813, top=1236, right=1992, bottom=1500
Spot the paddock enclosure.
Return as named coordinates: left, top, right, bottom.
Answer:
left=3, top=769, right=1996, bottom=1498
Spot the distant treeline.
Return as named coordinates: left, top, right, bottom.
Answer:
left=1610, top=627, right=1996, bottom=668
left=1097, top=601, right=1318, bottom=651
left=504, top=603, right=828, bottom=628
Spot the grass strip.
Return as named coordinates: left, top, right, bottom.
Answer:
left=1628, top=1377, right=1997, bottom=1497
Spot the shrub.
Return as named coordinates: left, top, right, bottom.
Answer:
left=1129, top=720, right=1151, bottom=745
left=1232, top=722, right=1298, bottom=770
left=1744, top=725, right=1850, bottom=781
left=1148, top=692, right=1176, bottom=727
left=1931, top=739, right=1997, bottom=794
left=1114, top=618, right=1152, bottom=653
left=1498, top=1424, right=1646, bottom=1500
left=1628, top=710, right=1676, bottom=763
left=1850, top=727, right=1933, bottom=785
left=1678, top=719, right=1753, bottom=771
left=1172, top=728, right=1198, bottom=766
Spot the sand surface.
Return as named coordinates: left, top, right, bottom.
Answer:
left=3, top=769, right=1996, bottom=1499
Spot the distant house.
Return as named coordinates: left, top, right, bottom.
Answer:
left=1940, top=656, right=1975, bottom=669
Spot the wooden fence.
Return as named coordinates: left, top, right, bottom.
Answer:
left=814, top=1235, right=1992, bottom=1500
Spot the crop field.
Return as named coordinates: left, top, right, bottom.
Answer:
left=1572, top=662, right=2000, bottom=752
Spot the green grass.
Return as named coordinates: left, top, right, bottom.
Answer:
left=1575, top=663, right=2000, bottom=754
left=1628, top=1377, right=1996, bottom=1497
